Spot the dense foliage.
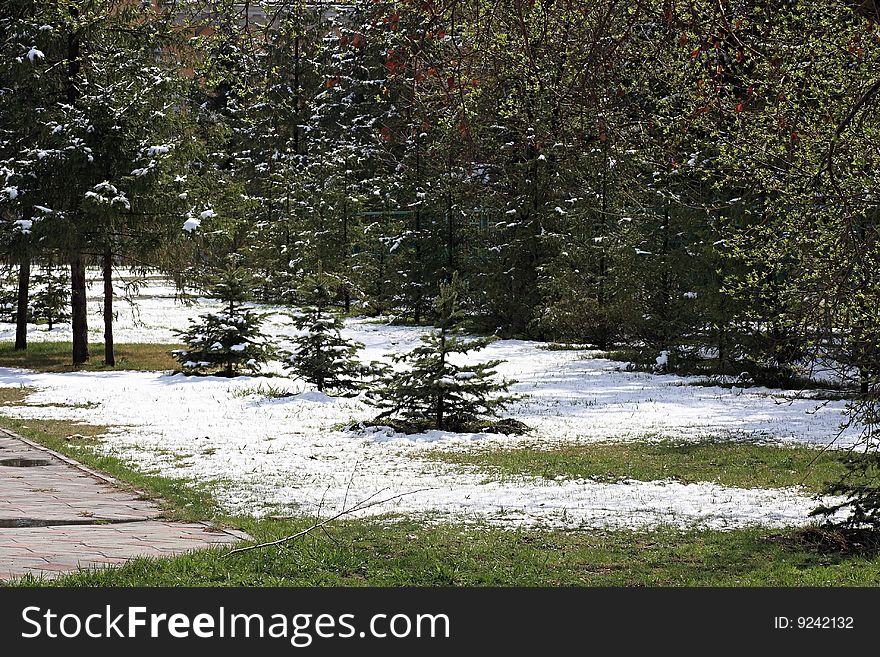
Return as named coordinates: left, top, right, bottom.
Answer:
left=3, top=0, right=880, bottom=523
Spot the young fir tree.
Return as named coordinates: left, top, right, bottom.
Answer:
left=172, top=264, right=271, bottom=377
left=30, top=264, right=69, bottom=330
left=0, top=269, right=19, bottom=324
left=284, top=269, right=376, bottom=395
left=371, top=274, right=513, bottom=432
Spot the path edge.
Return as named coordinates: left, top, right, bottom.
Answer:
left=0, top=426, right=251, bottom=542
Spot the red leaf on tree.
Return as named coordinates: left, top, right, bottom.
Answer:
left=735, top=101, right=744, bottom=113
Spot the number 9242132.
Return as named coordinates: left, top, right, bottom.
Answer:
left=797, top=617, right=854, bottom=629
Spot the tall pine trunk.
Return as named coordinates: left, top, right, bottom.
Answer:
left=102, top=248, right=114, bottom=366
left=15, top=255, right=30, bottom=351
left=46, top=271, right=55, bottom=331
left=225, top=297, right=234, bottom=377
left=70, top=252, right=89, bottom=365
left=67, top=12, right=87, bottom=365
left=436, top=329, right=446, bottom=431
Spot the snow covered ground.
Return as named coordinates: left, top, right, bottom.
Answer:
left=0, top=272, right=857, bottom=530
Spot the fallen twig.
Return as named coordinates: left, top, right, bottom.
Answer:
left=225, top=486, right=433, bottom=557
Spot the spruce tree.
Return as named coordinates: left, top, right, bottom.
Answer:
left=172, top=264, right=272, bottom=377
left=284, top=268, right=377, bottom=395
left=371, top=274, right=513, bottom=432
left=0, top=0, right=195, bottom=365
left=30, top=264, right=69, bottom=330
left=0, top=268, right=20, bottom=324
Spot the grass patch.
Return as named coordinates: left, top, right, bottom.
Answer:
left=428, top=440, right=847, bottom=494
left=8, top=520, right=880, bottom=587
left=0, top=386, right=34, bottom=405
left=231, top=382, right=294, bottom=399
left=3, top=418, right=879, bottom=587
left=0, top=341, right=182, bottom=372
left=539, top=343, right=596, bottom=351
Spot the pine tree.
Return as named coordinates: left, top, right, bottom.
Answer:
left=30, top=264, right=69, bottom=331
left=172, top=264, right=272, bottom=377
left=284, top=268, right=377, bottom=395
left=371, top=274, right=514, bottom=432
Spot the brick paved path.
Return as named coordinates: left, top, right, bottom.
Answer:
left=0, top=428, right=248, bottom=580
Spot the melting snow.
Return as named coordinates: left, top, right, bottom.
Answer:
left=0, top=274, right=856, bottom=530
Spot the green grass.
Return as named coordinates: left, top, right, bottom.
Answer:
left=428, top=440, right=847, bottom=495
left=3, top=413, right=880, bottom=587
left=8, top=521, right=880, bottom=587
left=231, top=382, right=294, bottom=399
left=0, top=386, right=35, bottom=405
left=0, top=341, right=182, bottom=372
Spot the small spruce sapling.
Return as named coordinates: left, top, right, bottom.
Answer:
left=31, top=265, right=70, bottom=330
left=172, top=264, right=272, bottom=376
left=371, top=273, right=514, bottom=432
left=284, top=268, right=378, bottom=395
left=0, top=269, right=18, bottom=323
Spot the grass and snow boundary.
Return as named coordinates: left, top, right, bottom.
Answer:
left=0, top=274, right=857, bottom=530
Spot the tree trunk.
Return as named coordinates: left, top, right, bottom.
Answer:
left=436, top=329, right=446, bottom=430
left=102, top=248, right=114, bottom=366
left=342, top=178, right=351, bottom=314
left=67, top=10, right=87, bottom=365
left=46, top=271, right=54, bottom=331
left=413, top=135, right=423, bottom=325
left=15, top=255, right=30, bottom=351
left=70, top=251, right=89, bottom=365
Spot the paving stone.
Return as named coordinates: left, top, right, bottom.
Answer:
left=0, top=429, right=248, bottom=580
